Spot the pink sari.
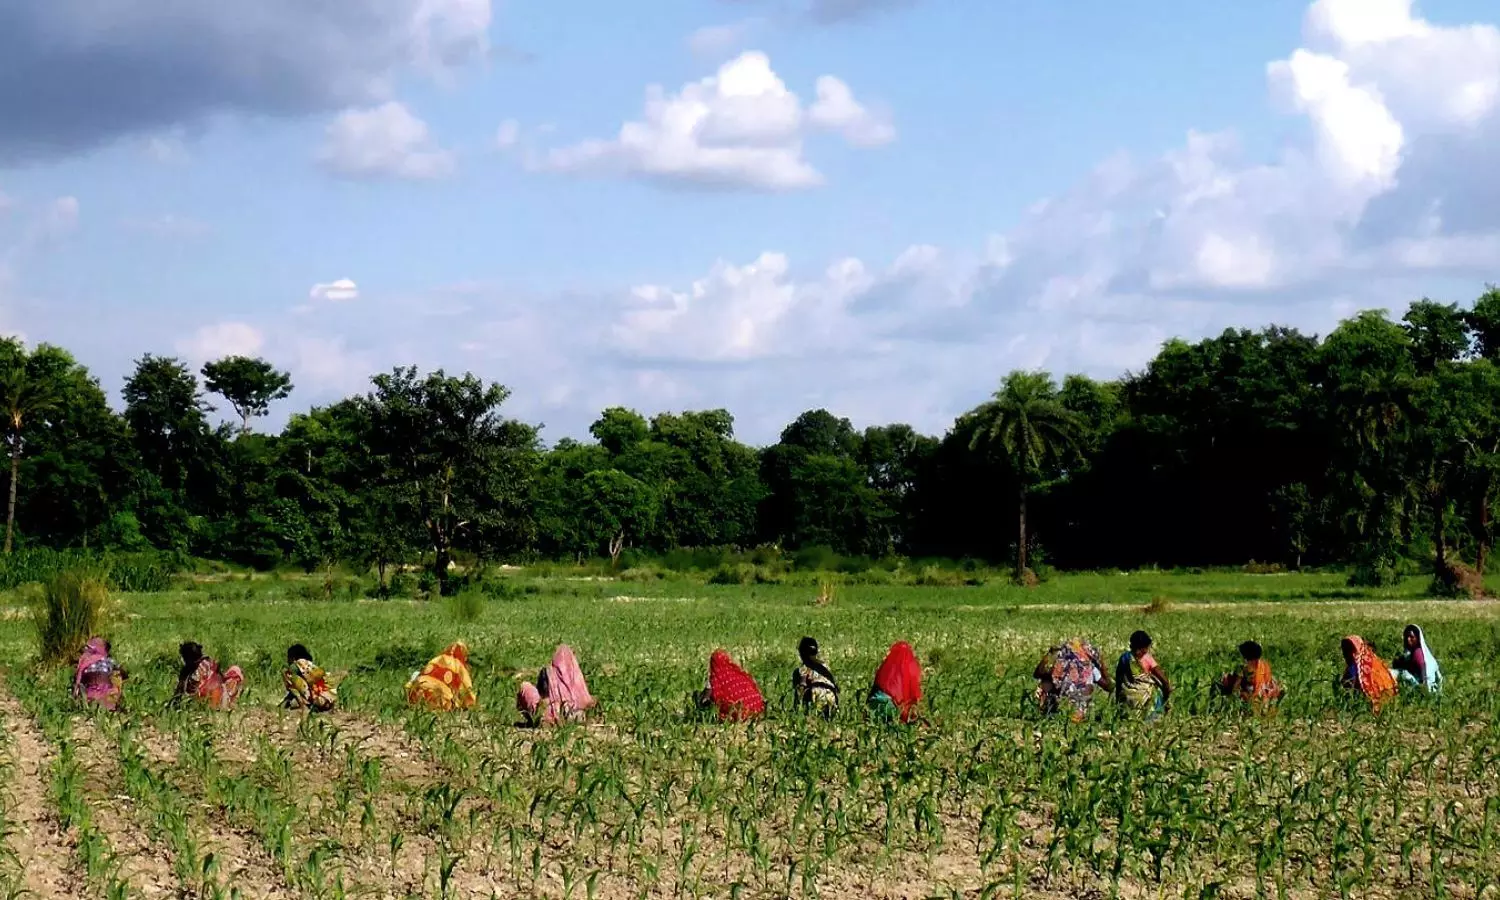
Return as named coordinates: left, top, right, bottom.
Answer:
left=74, top=638, right=124, bottom=710
left=517, top=645, right=595, bottom=726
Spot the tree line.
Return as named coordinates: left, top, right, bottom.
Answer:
left=3, top=290, right=1499, bottom=593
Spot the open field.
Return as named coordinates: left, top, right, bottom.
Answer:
left=2, top=571, right=1500, bottom=899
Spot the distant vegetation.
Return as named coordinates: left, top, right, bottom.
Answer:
left=1, top=290, right=1498, bottom=594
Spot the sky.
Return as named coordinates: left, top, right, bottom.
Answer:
left=2, top=0, right=1499, bottom=445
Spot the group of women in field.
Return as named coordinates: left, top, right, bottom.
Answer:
left=68, top=623, right=1444, bottom=725
left=70, top=638, right=335, bottom=713
left=1032, top=624, right=1444, bottom=721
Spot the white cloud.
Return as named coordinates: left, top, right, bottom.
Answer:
left=310, top=278, right=360, bottom=303
left=316, top=102, right=455, bottom=180
left=495, top=119, right=520, bottom=149
left=539, top=51, right=892, bottom=191
left=177, top=321, right=265, bottom=362
left=807, top=76, right=894, bottom=146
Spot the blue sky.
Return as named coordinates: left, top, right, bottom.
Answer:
left=2, top=0, right=1499, bottom=443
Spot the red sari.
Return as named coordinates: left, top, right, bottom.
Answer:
left=870, top=642, right=923, bottom=723
left=708, top=650, right=765, bottom=721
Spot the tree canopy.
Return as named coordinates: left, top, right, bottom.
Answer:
left=2, top=290, right=1498, bottom=591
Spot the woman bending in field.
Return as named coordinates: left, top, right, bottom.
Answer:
left=1035, top=638, right=1111, bottom=721
left=1216, top=640, right=1282, bottom=712
left=867, top=641, right=922, bottom=723
left=518, top=644, right=595, bottom=726
left=696, top=649, right=765, bottom=722
left=74, top=637, right=127, bottom=711
left=173, top=642, right=244, bottom=710
left=1339, top=635, right=1397, bottom=711
left=1115, top=631, right=1171, bottom=716
left=1390, top=624, right=1442, bottom=693
left=791, top=637, right=839, bottom=719
left=407, top=641, right=477, bottom=712
left=282, top=644, right=338, bottom=712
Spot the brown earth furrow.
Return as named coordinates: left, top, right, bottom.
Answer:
left=0, top=690, right=84, bottom=900
left=68, top=720, right=178, bottom=899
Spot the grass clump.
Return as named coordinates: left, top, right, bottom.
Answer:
left=445, top=589, right=485, bottom=624
left=31, top=571, right=111, bottom=664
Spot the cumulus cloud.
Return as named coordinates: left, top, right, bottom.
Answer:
left=538, top=51, right=893, bottom=191
left=495, top=119, right=521, bottom=149
left=176, top=321, right=265, bottom=363
left=317, top=102, right=455, bottom=180
left=310, top=279, right=360, bottom=303
left=0, top=0, right=492, bottom=163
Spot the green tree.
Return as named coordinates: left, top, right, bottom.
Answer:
left=1466, top=286, right=1500, bottom=360
left=122, top=354, right=221, bottom=551
left=0, top=342, right=58, bottom=553
left=968, top=371, right=1084, bottom=581
left=202, top=356, right=294, bottom=434
left=362, top=367, right=538, bottom=594
left=1403, top=299, right=1471, bottom=373
left=577, top=469, right=658, bottom=565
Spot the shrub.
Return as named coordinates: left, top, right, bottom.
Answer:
left=446, top=589, right=485, bottom=623
left=32, top=572, right=111, bottom=665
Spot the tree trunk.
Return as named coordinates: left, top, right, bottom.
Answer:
left=1016, top=482, right=1028, bottom=581
left=609, top=531, right=625, bottom=569
left=434, top=545, right=452, bottom=596
left=4, top=441, right=18, bottom=555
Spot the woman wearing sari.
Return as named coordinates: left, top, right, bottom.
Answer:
left=518, top=645, right=596, bottom=726
left=1035, top=638, right=1112, bottom=721
left=1339, top=635, right=1398, bottom=711
left=1115, top=631, right=1172, bottom=716
left=1216, top=641, right=1283, bottom=712
left=867, top=641, right=922, bottom=723
left=74, top=637, right=127, bottom=711
left=406, top=641, right=477, bottom=711
left=282, top=643, right=338, bottom=712
left=173, top=642, right=244, bottom=710
left=1390, top=624, right=1443, bottom=693
left=696, top=649, right=765, bottom=722
left=791, top=637, right=839, bottom=719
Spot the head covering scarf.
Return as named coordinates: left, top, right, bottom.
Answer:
left=1039, top=638, right=1102, bottom=721
left=708, top=650, right=765, bottom=721
left=870, top=642, right=923, bottom=723
left=1345, top=635, right=1398, bottom=711
left=406, top=642, right=477, bottom=711
left=1404, top=624, right=1443, bottom=691
left=517, top=681, right=548, bottom=724
left=74, top=638, right=124, bottom=710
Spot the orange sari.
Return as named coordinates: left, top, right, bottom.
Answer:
left=1345, top=635, right=1397, bottom=711
left=407, top=642, right=477, bottom=711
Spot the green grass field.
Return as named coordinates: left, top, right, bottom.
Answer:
left=2, top=571, right=1499, bottom=899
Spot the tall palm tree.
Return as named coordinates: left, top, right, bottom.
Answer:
left=0, top=364, right=56, bottom=554
left=968, top=371, right=1083, bottom=582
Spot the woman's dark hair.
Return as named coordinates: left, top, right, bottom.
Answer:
left=287, top=644, right=312, bottom=665
left=1404, top=624, right=1420, bottom=639
left=1340, top=638, right=1356, bottom=658
left=1129, top=630, right=1153, bottom=652
left=1239, top=641, right=1262, bottom=661
left=797, top=636, right=837, bottom=693
left=798, top=637, right=819, bottom=662
left=179, top=641, right=203, bottom=663
left=537, top=666, right=552, bottom=698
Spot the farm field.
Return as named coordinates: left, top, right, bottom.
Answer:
left=2, top=571, right=1500, bottom=899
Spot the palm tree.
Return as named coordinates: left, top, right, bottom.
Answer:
left=0, top=363, right=56, bottom=554
left=968, top=371, right=1083, bottom=582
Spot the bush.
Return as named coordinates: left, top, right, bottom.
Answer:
left=446, top=589, right=485, bottom=623
left=32, top=572, right=111, bottom=665
left=791, top=545, right=839, bottom=571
